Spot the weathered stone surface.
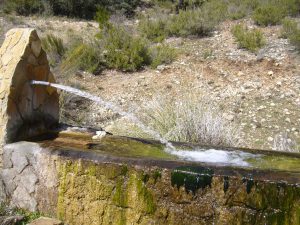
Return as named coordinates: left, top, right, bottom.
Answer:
left=19, top=167, right=38, bottom=194
left=11, top=185, right=37, bottom=211
left=1, top=142, right=58, bottom=213
left=1, top=138, right=300, bottom=225
left=11, top=150, right=28, bottom=173
left=29, top=217, right=63, bottom=225
left=0, top=28, right=59, bottom=152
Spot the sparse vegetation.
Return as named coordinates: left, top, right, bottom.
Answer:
left=232, top=24, right=265, bottom=52
left=139, top=94, right=241, bottom=147
left=0, top=204, right=42, bottom=225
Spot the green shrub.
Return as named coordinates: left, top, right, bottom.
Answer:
left=166, top=0, right=227, bottom=37
left=4, top=0, right=140, bottom=19
left=138, top=18, right=167, bottom=42
left=253, top=0, right=300, bottom=26
left=281, top=18, right=298, bottom=38
left=3, top=0, right=44, bottom=15
left=41, top=34, right=66, bottom=66
left=53, top=0, right=140, bottom=18
left=253, top=5, right=285, bottom=26
left=62, top=42, right=104, bottom=74
left=100, top=25, right=151, bottom=72
left=95, top=6, right=111, bottom=29
left=281, top=18, right=300, bottom=50
left=232, top=24, right=265, bottom=52
left=150, top=44, right=177, bottom=68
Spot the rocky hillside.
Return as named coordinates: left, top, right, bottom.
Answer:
left=0, top=7, right=299, bottom=151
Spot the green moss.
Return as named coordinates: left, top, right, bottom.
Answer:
left=142, top=173, right=150, bottom=183
left=88, top=136, right=176, bottom=160
left=152, top=170, right=162, bottom=183
left=113, top=179, right=128, bottom=207
left=120, top=165, right=128, bottom=176
left=171, top=166, right=214, bottom=193
left=223, top=176, right=229, bottom=193
left=87, top=164, right=97, bottom=176
left=136, top=174, right=156, bottom=214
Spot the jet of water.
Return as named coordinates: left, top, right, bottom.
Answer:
left=30, top=80, right=176, bottom=150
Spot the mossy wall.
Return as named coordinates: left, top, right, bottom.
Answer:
left=2, top=142, right=300, bottom=225
left=56, top=160, right=300, bottom=225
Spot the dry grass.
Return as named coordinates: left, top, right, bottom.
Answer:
left=273, top=133, right=298, bottom=152
left=138, top=93, right=242, bottom=147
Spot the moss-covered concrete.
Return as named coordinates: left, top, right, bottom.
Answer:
left=38, top=132, right=300, bottom=173
left=54, top=159, right=300, bottom=225
left=4, top=132, right=300, bottom=225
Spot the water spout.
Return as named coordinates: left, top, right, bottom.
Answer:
left=30, top=80, right=176, bottom=150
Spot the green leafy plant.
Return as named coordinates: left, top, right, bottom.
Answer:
left=232, top=24, right=265, bottom=52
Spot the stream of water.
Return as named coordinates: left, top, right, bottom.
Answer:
left=31, top=80, right=176, bottom=150
left=31, top=80, right=260, bottom=166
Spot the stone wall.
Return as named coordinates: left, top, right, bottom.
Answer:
left=2, top=141, right=300, bottom=225
left=0, top=28, right=59, bottom=161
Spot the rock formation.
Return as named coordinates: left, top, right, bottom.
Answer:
left=0, top=28, right=59, bottom=163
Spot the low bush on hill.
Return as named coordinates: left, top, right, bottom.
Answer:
left=232, top=24, right=265, bottom=52
left=281, top=18, right=300, bottom=50
left=149, top=44, right=177, bottom=69
left=253, top=0, right=300, bottom=26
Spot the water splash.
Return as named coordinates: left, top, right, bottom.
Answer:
left=30, top=80, right=176, bottom=150
left=170, top=149, right=260, bottom=166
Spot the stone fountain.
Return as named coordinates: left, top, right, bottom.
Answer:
left=0, top=28, right=299, bottom=225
